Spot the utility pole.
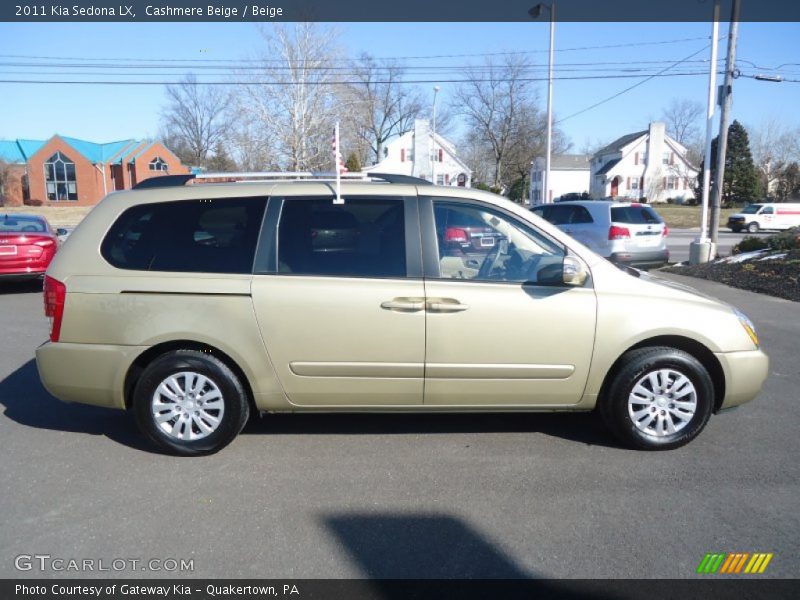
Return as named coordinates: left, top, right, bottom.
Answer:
left=529, top=2, right=555, bottom=204
left=431, top=85, right=440, bottom=185
left=690, top=0, right=719, bottom=265
left=709, top=0, right=741, bottom=253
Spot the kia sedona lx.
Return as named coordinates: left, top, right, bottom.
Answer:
left=36, top=173, right=769, bottom=455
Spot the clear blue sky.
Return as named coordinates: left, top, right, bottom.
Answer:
left=0, top=21, right=798, bottom=150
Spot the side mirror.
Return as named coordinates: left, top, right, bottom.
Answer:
left=56, top=228, right=68, bottom=236
left=563, top=255, right=588, bottom=286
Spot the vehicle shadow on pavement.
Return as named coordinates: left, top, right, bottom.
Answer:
left=0, top=280, right=43, bottom=295
left=323, top=512, right=619, bottom=597
left=245, top=411, right=622, bottom=449
left=0, top=359, right=154, bottom=453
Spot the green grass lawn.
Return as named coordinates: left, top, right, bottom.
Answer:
left=648, top=204, right=738, bottom=230
left=1, top=205, right=94, bottom=229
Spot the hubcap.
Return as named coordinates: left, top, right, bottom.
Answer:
left=151, top=371, right=225, bottom=441
left=627, top=368, right=697, bottom=438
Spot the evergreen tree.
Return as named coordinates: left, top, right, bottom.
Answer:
left=344, top=152, right=362, bottom=173
left=205, top=143, right=237, bottom=172
left=694, top=120, right=759, bottom=205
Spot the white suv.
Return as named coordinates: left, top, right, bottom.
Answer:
left=531, top=201, right=669, bottom=268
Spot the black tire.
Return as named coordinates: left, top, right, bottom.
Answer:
left=600, top=346, right=714, bottom=450
left=133, top=350, right=249, bottom=456
left=747, top=222, right=759, bottom=233
left=730, top=226, right=741, bottom=233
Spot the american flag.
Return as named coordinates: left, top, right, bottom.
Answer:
left=332, top=123, right=348, bottom=174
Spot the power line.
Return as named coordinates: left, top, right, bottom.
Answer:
left=0, top=72, right=718, bottom=86
left=0, top=36, right=712, bottom=65
left=555, top=45, right=713, bottom=124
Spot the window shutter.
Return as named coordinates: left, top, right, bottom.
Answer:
left=400, top=148, right=405, bottom=162
left=438, top=149, right=443, bottom=162
left=634, top=152, right=638, bottom=165
left=627, top=177, right=631, bottom=189
left=670, top=153, right=675, bottom=165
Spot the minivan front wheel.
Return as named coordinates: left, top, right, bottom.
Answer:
left=747, top=222, right=759, bottom=233
left=601, top=347, right=713, bottom=450
left=133, top=350, right=249, bottom=456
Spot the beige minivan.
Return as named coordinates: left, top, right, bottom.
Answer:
left=36, top=174, right=769, bottom=455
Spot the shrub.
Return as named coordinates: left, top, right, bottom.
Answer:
left=733, top=227, right=800, bottom=254
left=23, top=197, right=44, bottom=207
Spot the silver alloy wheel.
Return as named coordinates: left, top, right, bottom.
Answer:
left=151, top=371, right=225, bottom=441
left=627, top=368, right=697, bottom=437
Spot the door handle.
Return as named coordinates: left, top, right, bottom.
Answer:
left=427, top=301, right=470, bottom=312
left=381, top=298, right=425, bottom=311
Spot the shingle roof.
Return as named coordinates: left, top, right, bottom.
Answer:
left=0, top=141, right=26, bottom=163
left=595, top=130, right=647, bottom=156
left=595, top=157, right=621, bottom=176
left=60, top=136, right=138, bottom=163
left=0, top=136, right=146, bottom=164
left=550, top=154, right=591, bottom=170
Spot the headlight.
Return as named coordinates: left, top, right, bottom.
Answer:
left=735, top=309, right=759, bottom=348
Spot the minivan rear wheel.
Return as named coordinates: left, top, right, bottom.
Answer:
left=747, top=222, right=759, bottom=233
left=600, top=347, right=713, bottom=450
left=133, top=350, right=249, bottom=456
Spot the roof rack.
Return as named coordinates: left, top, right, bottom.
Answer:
left=131, top=171, right=432, bottom=190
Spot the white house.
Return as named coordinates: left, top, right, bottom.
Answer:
left=529, top=154, right=591, bottom=205
left=590, top=122, right=698, bottom=203
left=363, top=119, right=472, bottom=187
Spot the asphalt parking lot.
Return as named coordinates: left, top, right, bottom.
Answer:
left=0, top=275, right=798, bottom=580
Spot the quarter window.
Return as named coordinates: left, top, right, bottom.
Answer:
left=433, top=202, right=566, bottom=284
left=44, top=151, right=77, bottom=201
left=276, top=198, right=406, bottom=278
left=101, top=198, right=266, bottom=273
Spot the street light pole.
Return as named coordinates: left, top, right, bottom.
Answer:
left=432, top=85, right=440, bottom=185
left=529, top=3, right=555, bottom=204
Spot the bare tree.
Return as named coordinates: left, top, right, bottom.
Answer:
left=661, top=98, right=703, bottom=146
left=342, top=54, right=423, bottom=166
left=750, top=118, right=800, bottom=196
left=452, top=56, right=538, bottom=188
left=236, top=23, right=341, bottom=172
left=161, top=73, right=233, bottom=167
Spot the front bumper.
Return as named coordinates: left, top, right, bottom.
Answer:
left=35, top=341, right=147, bottom=409
left=610, top=249, right=669, bottom=268
left=715, top=349, right=770, bottom=410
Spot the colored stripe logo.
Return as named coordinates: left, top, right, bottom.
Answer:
left=696, top=552, right=773, bottom=574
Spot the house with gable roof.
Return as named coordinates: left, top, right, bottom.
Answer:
left=589, top=122, right=698, bottom=203
left=0, top=134, right=189, bottom=206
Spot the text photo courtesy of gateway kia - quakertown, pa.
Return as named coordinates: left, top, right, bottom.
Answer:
left=0, top=2, right=799, bottom=599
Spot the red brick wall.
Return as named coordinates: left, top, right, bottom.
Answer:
left=23, top=137, right=189, bottom=207
left=26, top=136, right=106, bottom=207
left=130, top=143, right=190, bottom=185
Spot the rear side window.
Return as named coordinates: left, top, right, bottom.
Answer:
left=277, top=198, right=406, bottom=278
left=611, top=206, right=663, bottom=225
left=101, top=198, right=267, bottom=273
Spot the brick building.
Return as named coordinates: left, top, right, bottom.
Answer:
left=0, top=135, right=189, bottom=207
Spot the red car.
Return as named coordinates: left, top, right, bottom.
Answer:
left=0, top=214, right=60, bottom=279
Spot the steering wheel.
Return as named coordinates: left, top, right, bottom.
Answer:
left=477, top=239, right=508, bottom=280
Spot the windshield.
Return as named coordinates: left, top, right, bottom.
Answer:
left=741, top=204, right=763, bottom=214
left=0, top=215, right=48, bottom=233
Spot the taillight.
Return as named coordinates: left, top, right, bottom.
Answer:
left=608, top=225, right=630, bottom=240
left=445, top=227, right=469, bottom=243
left=663, top=225, right=669, bottom=237
left=33, top=238, right=56, bottom=247
left=43, top=275, right=66, bottom=342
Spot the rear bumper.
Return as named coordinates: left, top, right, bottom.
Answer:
left=609, top=249, right=669, bottom=267
left=35, top=341, right=147, bottom=409
left=715, top=349, right=770, bottom=410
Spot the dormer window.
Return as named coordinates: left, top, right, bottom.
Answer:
left=149, top=157, right=168, bottom=172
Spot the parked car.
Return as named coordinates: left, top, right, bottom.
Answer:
left=727, top=202, right=800, bottom=233
left=555, top=192, right=589, bottom=202
left=0, top=214, right=61, bottom=279
left=531, top=201, right=669, bottom=268
left=36, top=174, right=768, bottom=455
